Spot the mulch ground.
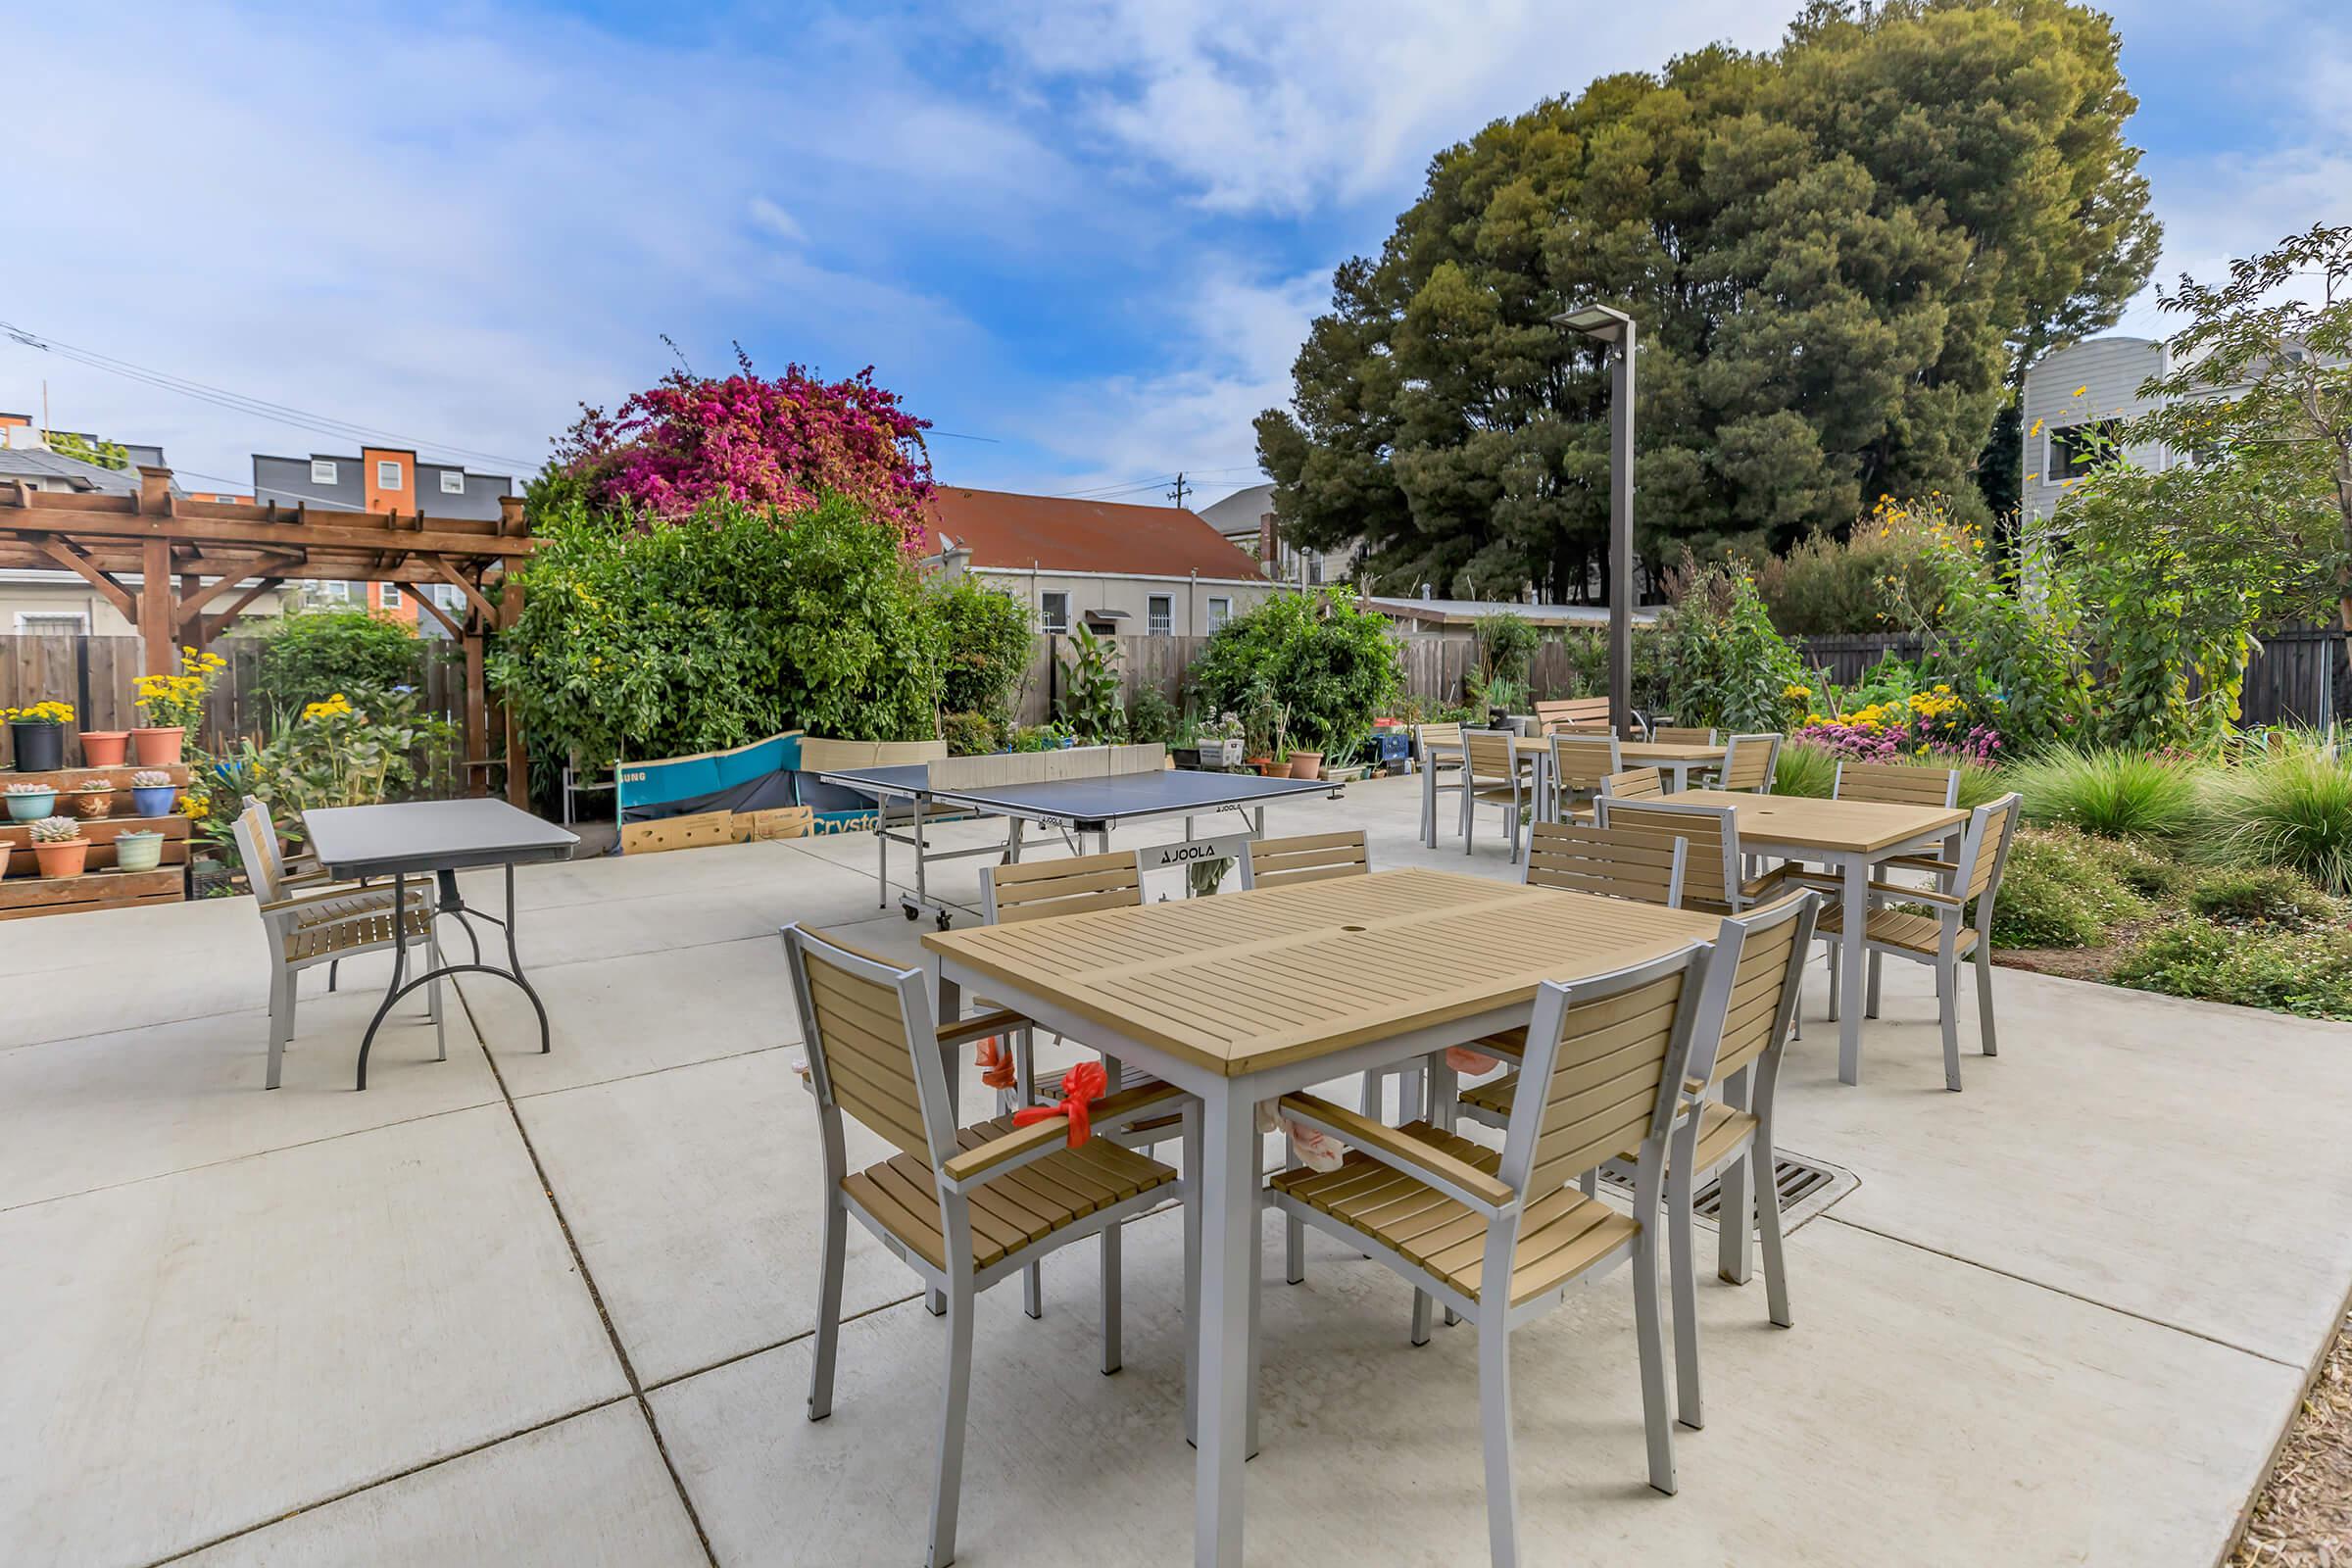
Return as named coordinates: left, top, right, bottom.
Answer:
left=2230, top=1307, right=2352, bottom=1566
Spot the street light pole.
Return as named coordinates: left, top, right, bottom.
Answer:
left=1553, top=302, right=1637, bottom=737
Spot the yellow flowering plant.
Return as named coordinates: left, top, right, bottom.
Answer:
left=5, top=700, right=74, bottom=727
left=134, top=648, right=228, bottom=732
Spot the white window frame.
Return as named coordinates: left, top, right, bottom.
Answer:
left=375, top=460, right=405, bottom=491
left=1205, top=596, right=1231, bottom=633
left=381, top=583, right=403, bottom=609
left=310, top=459, right=338, bottom=485
left=1040, top=591, right=1070, bottom=634
left=439, top=468, right=466, bottom=495
left=14, top=611, right=90, bottom=634
left=1147, top=594, right=1173, bottom=636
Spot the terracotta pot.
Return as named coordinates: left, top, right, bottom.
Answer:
left=70, top=786, right=118, bottom=820
left=113, top=830, right=166, bottom=873
left=1246, top=756, right=1273, bottom=774
left=1288, top=751, right=1324, bottom=780
left=129, top=726, right=186, bottom=765
left=1257, top=760, right=1286, bottom=777
left=10, top=721, right=64, bottom=772
left=79, top=731, right=129, bottom=766
left=33, top=837, right=89, bottom=878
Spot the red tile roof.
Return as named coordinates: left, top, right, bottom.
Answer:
left=920, top=486, right=1267, bottom=581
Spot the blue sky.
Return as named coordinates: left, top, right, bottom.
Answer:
left=5, top=0, right=2346, bottom=510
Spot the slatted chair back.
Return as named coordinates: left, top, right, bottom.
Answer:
left=1593, top=799, right=1740, bottom=911
left=1686, top=893, right=1817, bottom=1089
left=783, top=923, right=952, bottom=1167
left=1547, top=734, right=1622, bottom=795
left=232, top=801, right=288, bottom=904
left=1718, top=733, right=1782, bottom=793
left=1464, top=730, right=1519, bottom=785
left=982, top=848, right=1147, bottom=925
left=1958, top=793, right=2026, bottom=907
left=1835, top=760, right=1959, bottom=808
left=1521, top=821, right=1686, bottom=907
left=1534, top=697, right=1613, bottom=734
left=1552, top=722, right=1617, bottom=736
left=1415, top=721, right=1465, bottom=761
left=1601, top=766, right=1665, bottom=801
left=1245, top=829, right=1369, bottom=892
left=1649, top=726, right=1718, bottom=746
left=1500, top=944, right=1712, bottom=1199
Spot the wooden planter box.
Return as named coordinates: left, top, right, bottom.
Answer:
left=0, top=813, right=191, bottom=875
left=0, top=865, right=182, bottom=920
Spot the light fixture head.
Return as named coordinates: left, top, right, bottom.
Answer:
left=1553, top=302, right=1633, bottom=345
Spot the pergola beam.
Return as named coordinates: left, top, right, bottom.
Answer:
left=416, top=553, right=499, bottom=627
left=173, top=554, right=306, bottom=633
left=32, top=536, right=137, bottom=621
left=200, top=578, right=286, bottom=644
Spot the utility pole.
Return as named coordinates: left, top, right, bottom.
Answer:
left=1166, top=472, right=1190, bottom=510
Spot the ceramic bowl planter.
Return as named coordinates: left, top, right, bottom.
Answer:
left=129, top=726, right=186, bottom=766
left=79, top=730, right=129, bottom=766
left=1288, top=751, right=1324, bottom=780
left=70, top=782, right=119, bottom=821
left=0, top=841, right=12, bottom=879
left=128, top=771, right=178, bottom=817
left=113, top=830, right=166, bottom=873
left=5, top=783, right=56, bottom=822
left=30, top=816, right=88, bottom=878
left=9, top=719, right=66, bottom=772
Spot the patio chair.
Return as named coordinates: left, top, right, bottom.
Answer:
left=1593, top=799, right=1790, bottom=915
left=1814, top=794, right=2023, bottom=1091
left=1519, top=819, right=1687, bottom=907
left=1414, top=721, right=1467, bottom=845
left=1462, top=730, right=1529, bottom=860
left=1832, top=759, right=1964, bottom=881
left=781, top=923, right=1193, bottom=1568
left=1649, top=726, right=1719, bottom=746
left=1268, top=940, right=1721, bottom=1554
left=1715, top=732, right=1783, bottom=794
left=1545, top=733, right=1621, bottom=825
left=1600, top=765, right=1666, bottom=802
left=231, top=800, right=443, bottom=1091
left=1243, top=828, right=1368, bottom=891
left=1533, top=697, right=1613, bottom=734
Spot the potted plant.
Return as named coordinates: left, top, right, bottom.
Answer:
left=1258, top=706, right=1294, bottom=777
left=1192, top=712, right=1244, bottom=770
left=79, top=728, right=129, bottom=766
left=130, top=648, right=226, bottom=766
left=70, top=779, right=118, bottom=820
left=112, top=829, right=166, bottom=873
left=0, top=840, right=13, bottom=879
left=1242, top=700, right=1276, bottom=775
left=30, top=815, right=89, bottom=878
left=7, top=701, right=73, bottom=772
left=1289, top=744, right=1324, bottom=780
left=5, top=780, right=57, bottom=822
left=128, top=769, right=178, bottom=816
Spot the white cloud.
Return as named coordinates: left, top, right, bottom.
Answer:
left=747, top=197, right=808, bottom=246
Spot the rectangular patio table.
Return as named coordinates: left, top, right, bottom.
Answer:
left=1665, top=789, right=1966, bottom=1085
left=304, top=799, right=578, bottom=1090
left=923, top=866, right=1721, bottom=1567
left=1616, top=739, right=1727, bottom=791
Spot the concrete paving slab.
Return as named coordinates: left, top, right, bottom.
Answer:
left=0, top=896, right=271, bottom=1048
left=0, top=993, right=492, bottom=1211
left=656, top=1206, right=2294, bottom=1568
left=1777, top=957, right=2352, bottom=1365
left=0, top=1104, right=626, bottom=1568
left=177, top=1401, right=703, bottom=1568
left=459, top=934, right=799, bottom=1099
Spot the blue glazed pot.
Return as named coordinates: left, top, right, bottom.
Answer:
left=5, top=786, right=56, bottom=822
left=130, top=785, right=177, bottom=817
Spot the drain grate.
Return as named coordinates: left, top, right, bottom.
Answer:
left=1595, top=1150, right=1857, bottom=1235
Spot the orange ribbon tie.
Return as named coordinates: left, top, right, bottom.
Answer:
left=1013, top=1061, right=1108, bottom=1148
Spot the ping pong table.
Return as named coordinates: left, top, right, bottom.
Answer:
left=815, top=744, right=1341, bottom=927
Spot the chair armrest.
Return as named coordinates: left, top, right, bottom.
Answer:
left=258, top=884, right=413, bottom=915
left=941, top=1118, right=1070, bottom=1190
left=1093, top=1079, right=1188, bottom=1136
left=936, top=1008, right=1029, bottom=1050
left=1878, top=856, right=1959, bottom=876
left=1863, top=879, right=1965, bottom=908
left=1277, top=1093, right=1514, bottom=1214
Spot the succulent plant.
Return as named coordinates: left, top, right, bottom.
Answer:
left=30, top=815, right=81, bottom=843
left=130, top=770, right=173, bottom=788
left=4, top=780, right=49, bottom=795
left=74, top=778, right=115, bottom=793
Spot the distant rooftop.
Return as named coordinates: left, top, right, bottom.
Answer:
left=1363, top=594, right=1663, bottom=628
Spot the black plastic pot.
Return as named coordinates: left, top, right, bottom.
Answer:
left=10, top=721, right=64, bottom=772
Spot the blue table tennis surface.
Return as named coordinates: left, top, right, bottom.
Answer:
left=816, top=763, right=1337, bottom=824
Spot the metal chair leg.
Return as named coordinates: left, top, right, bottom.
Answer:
left=808, top=1193, right=847, bottom=1420
left=926, top=1274, right=975, bottom=1568
left=1669, top=1146, right=1702, bottom=1431
left=265, top=967, right=293, bottom=1091
left=1479, top=1319, right=1521, bottom=1567
left=1101, top=1223, right=1123, bottom=1375
left=1632, top=1224, right=1677, bottom=1496
left=1975, top=944, right=1998, bottom=1056
left=1940, top=954, right=1964, bottom=1092
left=1755, top=1142, right=1792, bottom=1329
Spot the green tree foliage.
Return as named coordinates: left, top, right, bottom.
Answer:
left=935, top=577, right=1035, bottom=724
left=1256, top=0, right=2156, bottom=596
left=44, top=430, right=129, bottom=470
left=1655, top=559, right=1809, bottom=733
left=489, top=493, right=943, bottom=765
left=1190, top=591, right=1402, bottom=754
left=251, top=610, right=428, bottom=716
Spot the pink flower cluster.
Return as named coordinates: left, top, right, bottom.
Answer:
left=1797, top=717, right=2004, bottom=764
left=553, top=350, right=934, bottom=547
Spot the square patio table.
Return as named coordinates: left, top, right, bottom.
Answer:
left=924, top=866, right=1721, bottom=1567
left=1666, top=788, right=1966, bottom=1085
left=304, top=799, right=578, bottom=1090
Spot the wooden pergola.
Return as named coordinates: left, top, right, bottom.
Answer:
left=0, top=466, right=537, bottom=804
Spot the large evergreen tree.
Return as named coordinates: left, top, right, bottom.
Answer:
left=1256, top=0, right=2157, bottom=600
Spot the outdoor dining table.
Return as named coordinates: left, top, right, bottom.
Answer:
left=1666, top=788, right=1967, bottom=1085
left=923, top=866, right=1722, bottom=1567
left=303, top=798, right=578, bottom=1090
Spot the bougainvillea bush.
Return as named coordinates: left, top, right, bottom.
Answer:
left=540, top=350, right=935, bottom=547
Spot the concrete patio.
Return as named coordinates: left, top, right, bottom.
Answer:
left=5, top=772, right=2348, bottom=1566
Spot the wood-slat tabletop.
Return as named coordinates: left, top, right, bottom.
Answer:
left=1668, top=788, right=1967, bottom=854
left=1617, top=741, right=1727, bottom=764
left=923, top=867, right=1720, bottom=1078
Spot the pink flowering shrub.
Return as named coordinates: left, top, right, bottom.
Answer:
left=548, top=350, right=933, bottom=547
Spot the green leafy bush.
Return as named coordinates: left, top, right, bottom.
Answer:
left=1773, top=740, right=1838, bottom=799
left=936, top=578, right=1034, bottom=725
left=2113, top=918, right=2352, bottom=1021
left=1656, top=558, right=1807, bottom=734
left=1126, top=685, right=1180, bottom=747
left=1474, top=612, right=1541, bottom=685
left=1057, top=624, right=1124, bottom=744
left=489, top=492, right=944, bottom=765
left=1190, top=590, right=1401, bottom=754
left=214, top=689, right=459, bottom=852
left=939, top=711, right=1002, bottom=758
left=2006, top=745, right=2205, bottom=841
left=1756, top=508, right=1949, bottom=636
left=252, top=610, right=429, bottom=714
left=1984, top=827, right=2151, bottom=949
left=2183, top=866, right=2346, bottom=930
left=2197, top=744, right=2352, bottom=895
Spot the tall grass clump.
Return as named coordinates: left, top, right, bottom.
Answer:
left=1773, top=740, right=1838, bottom=798
left=2006, top=745, right=2205, bottom=841
left=2198, top=745, right=2352, bottom=895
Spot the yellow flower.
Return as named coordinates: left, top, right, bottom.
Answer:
left=2073, top=385, right=2087, bottom=398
